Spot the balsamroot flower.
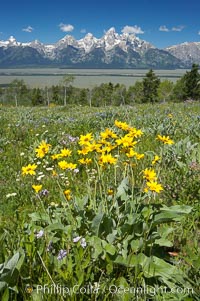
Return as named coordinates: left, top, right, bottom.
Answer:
left=64, top=189, right=71, bottom=201
left=58, top=160, right=77, bottom=170
left=35, top=140, right=51, bottom=158
left=145, top=181, right=163, bottom=193
left=79, top=133, right=93, bottom=146
left=22, top=163, right=37, bottom=176
left=143, top=168, right=157, bottom=182
left=152, top=155, right=160, bottom=165
left=32, top=184, right=43, bottom=193
left=157, top=135, right=174, bottom=145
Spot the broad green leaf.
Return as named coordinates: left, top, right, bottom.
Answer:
left=31, top=290, right=43, bottom=301
left=91, top=213, right=104, bottom=236
left=116, top=177, right=129, bottom=200
left=45, top=223, right=71, bottom=233
left=2, top=287, right=9, bottom=301
left=29, top=212, right=51, bottom=223
left=88, top=236, right=103, bottom=259
left=0, top=281, right=7, bottom=292
left=5, top=253, right=20, bottom=272
left=102, top=241, right=116, bottom=255
left=154, top=205, right=192, bottom=223
left=155, top=238, right=173, bottom=247
left=106, top=231, right=117, bottom=243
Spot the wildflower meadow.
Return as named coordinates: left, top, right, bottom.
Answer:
left=0, top=103, right=200, bottom=300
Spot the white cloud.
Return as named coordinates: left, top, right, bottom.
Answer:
left=198, top=31, right=200, bottom=35
left=59, top=23, right=74, bottom=32
left=172, top=25, right=185, bottom=32
left=22, top=26, right=34, bottom=33
left=159, top=25, right=169, bottom=32
left=122, top=25, right=144, bottom=35
left=80, top=28, right=86, bottom=34
left=159, top=25, right=185, bottom=32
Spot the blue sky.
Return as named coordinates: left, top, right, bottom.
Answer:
left=0, top=0, right=199, bottom=48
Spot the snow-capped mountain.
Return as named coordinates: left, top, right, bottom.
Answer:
left=0, top=28, right=187, bottom=68
left=0, top=36, right=21, bottom=47
left=165, top=42, right=200, bottom=66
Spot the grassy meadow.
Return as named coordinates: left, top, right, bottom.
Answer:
left=0, top=102, right=200, bottom=300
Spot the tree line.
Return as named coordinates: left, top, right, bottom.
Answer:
left=0, top=64, right=200, bottom=107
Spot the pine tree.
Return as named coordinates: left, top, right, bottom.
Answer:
left=183, top=64, right=200, bottom=100
left=142, top=69, right=160, bottom=103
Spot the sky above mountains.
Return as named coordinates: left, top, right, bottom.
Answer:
left=0, top=0, right=199, bottom=48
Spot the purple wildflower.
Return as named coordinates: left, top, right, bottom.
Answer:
left=40, top=189, right=49, bottom=197
left=73, top=236, right=81, bottom=243
left=80, top=238, right=87, bottom=248
left=57, top=249, right=67, bottom=260
left=36, top=230, right=44, bottom=239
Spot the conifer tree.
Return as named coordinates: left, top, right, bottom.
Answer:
left=183, top=64, right=200, bottom=100
left=142, top=69, right=160, bottom=103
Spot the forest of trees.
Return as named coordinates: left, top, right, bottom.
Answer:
left=0, top=64, right=200, bottom=107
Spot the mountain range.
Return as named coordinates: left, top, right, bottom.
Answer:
left=0, top=27, right=199, bottom=69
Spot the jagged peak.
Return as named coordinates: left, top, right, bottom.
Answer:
left=8, top=36, right=17, bottom=42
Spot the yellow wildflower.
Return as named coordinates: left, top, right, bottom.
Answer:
left=51, top=153, right=61, bottom=160
left=152, top=155, right=160, bottom=165
left=52, top=170, right=58, bottom=176
left=32, top=184, right=42, bottom=193
left=146, top=181, right=163, bottom=193
left=107, top=189, right=114, bottom=196
left=78, top=147, right=90, bottom=155
left=59, top=148, right=72, bottom=157
left=116, top=135, right=137, bottom=148
left=64, top=189, right=71, bottom=201
left=79, top=158, right=92, bottom=165
left=100, top=128, right=118, bottom=139
left=35, top=140, right=51, bottom=158
left=135, top=153, right=145, bottom=160
left=128, top=128, right=143, bottom=138
left=101, top=143, right=116, bottom=153
left=79, top=133, right=93, bottom=146
left=114, top=120, right=130, bottom=131
left=22, top=163, right=37, bottom=176
left=157, top=135, right=174, bottom=145
left=126, top=148, right=137, bottom=158
left=58, top=160, right=77, bottom=170
left=143, top=168, right=157, bottom=181
left=99, top=154, right=117, bottom=165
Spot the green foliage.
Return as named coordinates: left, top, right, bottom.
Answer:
left=31, top=88, right=45, bottom=106
left=158, top=80, right=174, bottom=103
left=182, top=64, right=200, bottom=100
left=142, top=69, right=160, bottom=103
left=0, top=103, right=200, bottom=300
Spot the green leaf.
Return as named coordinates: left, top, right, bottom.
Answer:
left=2, top=287, right=9, bottom=301
left=102, top=241, right=116, bottom=255
left=91, top=213, right=104, bottom=236
left=116, top=177, right=129, bottom=200
left=88, top=236, right=103, bottom=259
left=29, top=212, right=51, bottom=223
left=5, top=253, right=20, bottom=272
left=106, top=231, right=117, bottom=244
left=155, top=238, right=173, bottom=247
left=45, top=223, right=71, bottom=233
left=0, top=281, right=7, bottom=292
left=31, top=290, right=44, bottom=301
left=154, top=205, right=192, bottom=223
left=160, top=205, right=193, bottom=214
